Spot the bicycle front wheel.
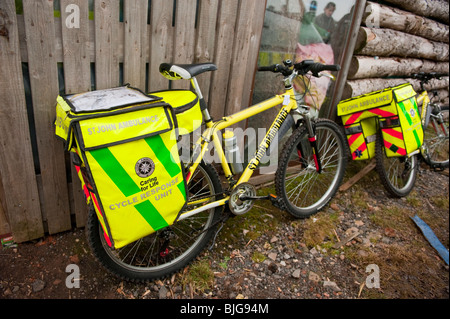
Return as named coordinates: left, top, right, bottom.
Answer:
left=275, top=119, right=348, bottom=218
left=422, top=105, right=449, bottom=169
left=375, top=132, right=418, bottom=197
left=86, top=162, right=223, bottom=282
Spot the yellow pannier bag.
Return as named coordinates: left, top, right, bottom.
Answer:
left=337, top=83, right=423, bottom=160
left=150, top=90, right=202, bottom=135
left=54, top=86, right=187, bottom=249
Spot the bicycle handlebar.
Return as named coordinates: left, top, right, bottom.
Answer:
left=412, top=72, right=447, bottom=82
left=295, top=60, right=341, bottom=75
left=258, top=64, right=290, bottom=74
left=258, top=60, right=340, bottom=77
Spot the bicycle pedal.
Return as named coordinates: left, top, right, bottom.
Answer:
left=268, top=194, right=285, bottom=210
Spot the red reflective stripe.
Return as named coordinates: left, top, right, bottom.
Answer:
left=347, top=132, right=362, bottom=146
left=82, top=185, right=90, bottom=200
left=358, top=141, right=367, bottom=152
left=368, top=108, right=396, bottom=118
left=383, top=128, right=404, bottom=141
left=345, top=108, right=396, bottom=126
left=345, top=112, right=363, bottom=125
left=91, top=193, right=112, bottom=247
left=91, top=193, right=103, bottom=217
left=103, top=231, right=112, bottom=248
left=383, top=140, right=406, bottom=156
left=74, top=165, right=90, bottom=200
left=352, top=141, right=367, bottom=160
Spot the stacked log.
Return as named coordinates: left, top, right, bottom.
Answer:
left=355, top=27, right=448, bottom=61
left=375, top=0, right=449, bottom=24
left=343, top=0, right=449, bottom=104
left=344, top=76, right=449, bottom=99
left=349, top=56, right=449, bottom=79
left=364, top=2, right=449, bottom=42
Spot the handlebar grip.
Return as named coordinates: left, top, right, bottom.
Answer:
left=325, top=64, right=341, bottom=72
left=258, top=64, right=279, bottom=72
left=309, top=63, right=341, bottom=74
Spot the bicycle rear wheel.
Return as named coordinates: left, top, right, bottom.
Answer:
left=422, top=105, right=449, bottom=169
left=375, top=132, right=418, bottom=197
left=275, top=119, right=348, bottom=218
left=86, top=162, right=223, bottom=282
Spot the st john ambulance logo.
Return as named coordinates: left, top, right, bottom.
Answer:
left=135, top=157, right=155, bottom=178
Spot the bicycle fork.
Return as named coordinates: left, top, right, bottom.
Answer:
left=292, top=109, right=323, bottom=173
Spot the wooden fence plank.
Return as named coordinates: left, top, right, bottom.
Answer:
left=172, top=0, right=197, bottom=90
left=123, top=0, right=148, bottom=91
left=22, top=0, right=71, bottom=235
left=94, top=0, right=120, bottom=90
left=241, top=1, right=267, bottom=109
left=0, top=171, right=11, bottom=236
left=194, top=0, right=219, bottom=102
left=61, top=0, right=91, bottom=93
left=225, top=0, right=259, bottom=118
left=60, top=0, right=91, bottom=227
left=0, top=0, right=44, bottom=242
left=208, top=0, right=239, bottom=120
left=148, top=0, right=174, bottom=92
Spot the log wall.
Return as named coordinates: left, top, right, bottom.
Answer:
left=343, top=0, right=449, bottom=105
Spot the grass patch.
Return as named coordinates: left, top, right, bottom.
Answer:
left=430, top=194, right=449, bottom=210
left=406, top=190, right=421, bottom=208
left=182, top=259, right=214, bottom=293
left=351, top=189, right=370, bottom=210
left=297, top=211, right=339, bottom=248
left=251, top=251, right=266, bottom=263
left=369, top=204, right=412, bottom=234
left=218, top=256, right=230, bottom=270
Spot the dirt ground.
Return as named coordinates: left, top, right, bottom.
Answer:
left=0, top=160, right=448, bottom=309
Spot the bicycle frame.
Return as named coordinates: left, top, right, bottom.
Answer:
left=178, top=86, right=307, bottom=221
left=417, top=90, right=431, bottom=128
left=416, top=89, right=449, bottom=159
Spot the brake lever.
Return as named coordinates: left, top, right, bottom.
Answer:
left=318, top=72, right=335, bottom=80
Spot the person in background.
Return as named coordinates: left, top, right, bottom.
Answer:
left=314, top=2, right=337, bottom=43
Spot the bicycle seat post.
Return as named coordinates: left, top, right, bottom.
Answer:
left=190, top=77, right=212, bottom=123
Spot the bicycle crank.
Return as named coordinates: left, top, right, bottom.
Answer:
left=228, top=183, right=257, bottom=215
left=229, top=183, right=286, bottom=215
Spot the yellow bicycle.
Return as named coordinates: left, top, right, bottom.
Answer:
left=87, top=59, right=348, bottom=281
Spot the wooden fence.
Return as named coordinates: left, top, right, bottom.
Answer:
left=0, top=0, right=266, bottom=243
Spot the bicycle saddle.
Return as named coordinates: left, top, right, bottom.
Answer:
left=159, top=62, right=217, bottom=80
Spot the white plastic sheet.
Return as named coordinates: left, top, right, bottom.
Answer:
left=68, top=86, right=157, bottom=113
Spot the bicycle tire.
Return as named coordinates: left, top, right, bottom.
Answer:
left=275, top=119, right=348, bottom=218
left=86, top=162, right=223, bottom=282
left=375, top=132, right=418, bottom=197
left=422, top=105, right=449, bottom=169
